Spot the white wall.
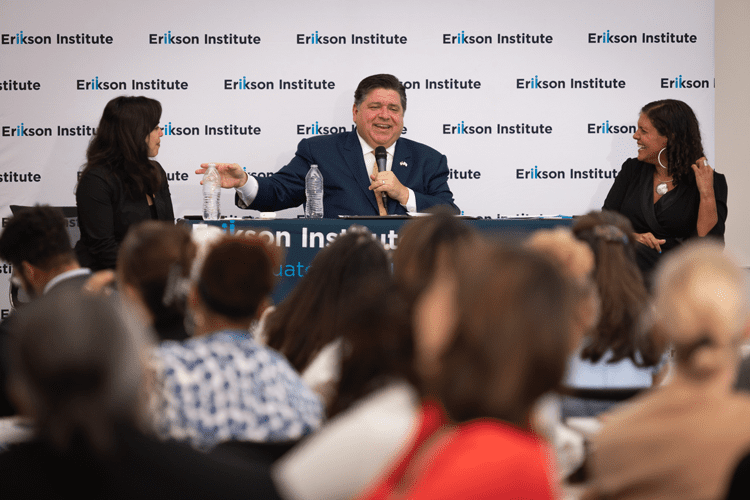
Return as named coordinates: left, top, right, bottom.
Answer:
left=716, top=0, right=750, bottom=266
left=0, top=1, right=726, bottom=316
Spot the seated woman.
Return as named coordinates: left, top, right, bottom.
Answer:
left=561, top=210, right=664, bottom=418
left=360, top=242, right=588, bottom=499
left=588, top=241, right=750, bottom=500
left=603, top=99, right=727, bottom=281
left=151, top=235, right=324, bottom=452
left=76, top=96, right=174, bottom=271
left=0, top=291, right=281, bottom=499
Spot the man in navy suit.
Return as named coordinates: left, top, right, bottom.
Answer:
left=198, top=74, right=459, bottom=217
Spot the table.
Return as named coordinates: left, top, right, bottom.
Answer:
left=180, top=217, right=574, bottom=303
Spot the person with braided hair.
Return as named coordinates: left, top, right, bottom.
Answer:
left=603, top=99, right=727, bottom=280
left=561, top=210, right=666, bottom=418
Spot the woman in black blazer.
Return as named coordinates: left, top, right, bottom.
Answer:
left=75, top=96, right=174, bottom=271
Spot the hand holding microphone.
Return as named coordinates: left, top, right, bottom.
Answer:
left=374, top=146, right=389, bottom=212
left=369, top=147, right=409, bottom=210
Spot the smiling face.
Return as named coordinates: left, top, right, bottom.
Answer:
left=633, top=113, right=668, bottom=166
left=352, top=87, right=404, bottom=150
left=146, top=125, right=163, bottom=157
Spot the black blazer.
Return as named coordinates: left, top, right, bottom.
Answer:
left=75, top=161, right=174, bottom=271
left=603, top=158, right=727, bottom=275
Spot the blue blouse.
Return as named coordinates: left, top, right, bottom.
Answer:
left=152, top=330, right=324, bottom=451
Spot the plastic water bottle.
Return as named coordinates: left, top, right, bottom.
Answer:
left=202, top=163, right=221, bottom=220
left=305, top=164, right=324, bottom=218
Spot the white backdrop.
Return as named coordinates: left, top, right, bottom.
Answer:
left=1, top=0, right=722, bottom=314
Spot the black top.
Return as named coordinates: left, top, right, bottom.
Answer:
left=603, top=158, right=728, bottom=273
left=727, top=449, right=750, bottom=499
left=0, top=424, right=282, bottom=500
left=75, top=161, right=175, bottom=271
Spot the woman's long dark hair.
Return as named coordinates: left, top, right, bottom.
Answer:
left=264, top=227, right=412, bottom=416
left=265, top=228, right=392, bottom=373
left=78, top=96, right=163, bottom=199
left=641, top=99, right=705, bottom=186
left=573, top=211, right=660, bottom=366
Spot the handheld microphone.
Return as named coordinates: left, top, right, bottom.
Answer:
left=374, top=146, right=388, bottom=213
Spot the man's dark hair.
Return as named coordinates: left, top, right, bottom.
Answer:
left=354, top=74, right=407, bottom=112
left=0, top=205, right=75, bottom=271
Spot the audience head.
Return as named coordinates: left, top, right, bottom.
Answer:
left=392, top=212, right=480, bottom=389
left=434, top=243, right=579, bottom=427
left=117, top=221, right=196, bottom=341
left=82, top=95, right=164, bottom=198
left=393, top=210, right=479, bottom=312
left=524, top=226, right=599, bottom=356
left=266, top=226, right=400, bottom=394
left=7, top=291, right=149, bottom=454
left=525, top=226, right=595, bottom=284
left=193, top=234, right=280, bottom=331
left=640, top=99, right=704, bottom=183
left=572, top=210, right=657, bottom=365
left=0, top=205, right=78, bottom=297
left=652, top=240, right=749, bottom=382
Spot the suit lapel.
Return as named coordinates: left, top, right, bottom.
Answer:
left=344, top=130, right=380, bottom=213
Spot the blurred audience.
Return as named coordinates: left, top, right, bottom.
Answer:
left=0, top=205, right=92, bottom=416
left=524, top=226, right=599, bottom=350
left=7, top=209, right=745, bottom=499
left=523, top=226, right=599, bottom=477
left=0, top=291, right=281, bottom=499
left=361, top=241, right=585, bottom=499
left=264, top=226, right=396, bottom=415
left=562, top=210, right=664, bottom=417
left=392, top=210, right=480, bottom=393
left=151, top=235, right=323, bottom=451
left=588, top=241, right=750, bottom=500
left=273, top=214, right=477, bottom=500
left=116, top=221, right=196, bottom=342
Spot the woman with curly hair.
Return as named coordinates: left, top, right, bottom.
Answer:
left=603, top=99, right=727, bottom=279
left=75, top=96, right=174, bottom=271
